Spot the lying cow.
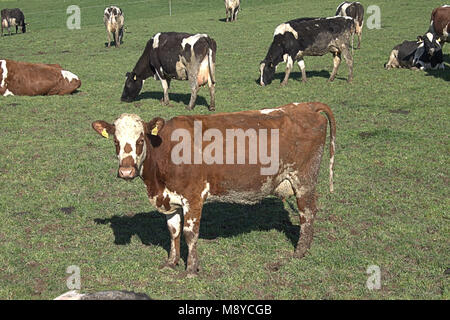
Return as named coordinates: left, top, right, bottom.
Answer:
left=0, top=59, right=81, bottom=96
left=260, top=16, right=354, bottom=86
left=429, top=5, right=450, bottom=43
left=104, top=6, right=124, bottom=48
left=384, top=32, right=444, bottom=70
left=225, top=0, right=240, bottom=22
left=92, top=102, right=336, bottom=276
left=121, top=32, right=217, bottom=111
left=1, top=8, right=26, bottom=36
left=335, top=1, right=364, bottom=49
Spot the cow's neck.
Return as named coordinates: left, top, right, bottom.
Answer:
left=133, top=47, right=154, bottom=80
left=140, top=136, right=167, bottom=198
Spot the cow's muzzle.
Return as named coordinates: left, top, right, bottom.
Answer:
left=117, top=166, right=137, bottom=180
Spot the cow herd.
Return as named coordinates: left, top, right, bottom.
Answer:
left=1, top=2, right=449, bottom=278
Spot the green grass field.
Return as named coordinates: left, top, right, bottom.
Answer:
left=0, top=0, right=448, bottom=300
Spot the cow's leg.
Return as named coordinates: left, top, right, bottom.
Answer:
left=357, top=22, right=363, bottom=49
left=281, top=55, right=293, bottom=86
left=186, top=75, right=199, bottom=110
left=115, top=29, right=120, bottom=48
left=15, top=25, right=18, bottom=34
left=297, top=59, right=307, bottom=82
left=183, top=205, right=203, bottom=277
left=159, top=78, right=171, bottom=106
left=341, top=46, right=353, bottom=83
left=294, top=189, right=317, bottom=258
left=226, top=9, right=229, bottom=22
left=207, top=77, right=215, bottom=111
left=328, top=52, right=341, bottom=82
left=106, top=31, right=111, bottom=48
left=160, top=212, right=182, bottom=269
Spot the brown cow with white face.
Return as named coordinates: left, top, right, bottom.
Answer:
left=92, top=102, right=336, bottom=277
left=0, top=59, right=81, bottom=96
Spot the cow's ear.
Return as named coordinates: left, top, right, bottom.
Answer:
left=146, top=117, right=165, bottom=136
left=125, top=72, right=131, bottom=78
left=417, top=36, right=424, bottom=43
left=92, top=121, right=115, bottom=139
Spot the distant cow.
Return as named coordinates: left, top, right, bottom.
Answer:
left=225, top=0, right=240, bottom=22
left=92, top=102, right=336, bottom=276
left=384, top=32, right=444, bottom=70
left=429, top=5, right=450, bottom=43
left=1, top=8, right=26, bottom=36
left=104, top=6, right=124, bottom=48
left=260, top=16, right=354, bottom=86
left=0, top=59, right=81, bottom=96
left=335, top=1, right=364, bottom=49
left=121, top=32, right=217, bottom=111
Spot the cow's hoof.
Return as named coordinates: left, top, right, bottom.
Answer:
left=327, top=78, right=335, bottom=83
left=160, top=99, right=170, bottom=106
left=301, top=79, right=308, bottom=83
left=185, top=105, right=194, bottom=111
left=280, top=81, right=288, bottom=87
left=159, top=262, right=177, bottom=270
left=347, top=79, right=353, bottom=83
left=294, top=247, right=309, bottom=259
left=208, top=105, right=216, bottom=112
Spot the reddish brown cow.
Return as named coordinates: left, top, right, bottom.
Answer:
left=0, top=59, right=81, bottom=96
left=92, top=102, right=336, bottom=277
left=430, top=5, right=450, bottom=43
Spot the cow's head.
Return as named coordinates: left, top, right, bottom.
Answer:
left=418, top=32, right=442, bottom=57
left=92, top=114, right=165, bottom=180
left=259, top=60, right=276, bottom=86
left=121, top=71, right=144, bottom=102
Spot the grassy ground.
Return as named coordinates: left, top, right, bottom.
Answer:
left=0, top=0, right=448, bottom=299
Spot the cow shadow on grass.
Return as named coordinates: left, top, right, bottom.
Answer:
left=94, top=198, right=299, bottom=264
left=256, top=70, right=346, bottom=85
left=424, top=54, right=450, bottom=81
left=134, top=91, right=209, bottom=108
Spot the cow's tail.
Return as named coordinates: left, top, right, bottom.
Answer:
left=205, top=37, right=216, bottom=85
left=308, top=102, right=336, bottom=193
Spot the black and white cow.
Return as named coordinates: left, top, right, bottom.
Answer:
left=121, top=32, right=217, bottom=111
left=104, top=6, right=124, bottom=48
left=1, top=8, right=26, bottom=36
left=335, top=1, right=364, bottom=49
left=259, top=16, right=354, bottom=86
left=384, top=32, right=444, bottom=70
left=225, top=0, right=240, bottom=22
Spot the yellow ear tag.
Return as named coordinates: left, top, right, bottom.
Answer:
left=151, top=127, right=159, bottom=136
left=133, top=75, right=137, bottom=81
left=101, top=128, right=109, bottom=139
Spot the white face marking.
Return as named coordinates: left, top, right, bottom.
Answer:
left=426, top=32, right=434, bottom=43
left=181, top=34, right=208, bottom=50
left=114, top=114, right=146, bottom=170
left=274, top=23, right=298, bottom=39
left=61, top=70, right=79, bottom=82
left=152, top=32, right=161, bottom=48
left=1, top=60, right=8, bottom=88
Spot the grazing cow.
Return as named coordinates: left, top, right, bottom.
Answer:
left=225, top=0, right=240, bottom=22
left=0, top=59, right=81, bottom=96
left=1, top=8, right=26, bottom=36
left=259, top=16, right=354, bottom=86
left=335, top=1, right=364, bottom=49
left=429, top=5, right=450, bottom=43
left=104, top=6, right=124, bottom=48
left=384, top=32, right=444, bottom=70
left=92, top=102, right=336, bottom=276
left=121, top=32, right=217, bottom=111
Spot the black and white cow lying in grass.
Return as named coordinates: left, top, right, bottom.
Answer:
left=259, top=16, right=355, bottom=86
left=384, top=32, right=444, bottom=70
left=121, top=32, right=217, bottom=111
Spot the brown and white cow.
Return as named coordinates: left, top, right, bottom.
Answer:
left=0, top=59, right=81, bottom=96
left=429, top=5, right=450, bottom=43
left=92, top=102, right=336, bottom=277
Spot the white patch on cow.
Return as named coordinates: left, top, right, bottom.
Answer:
left=426, top=32, right=434, bottom=43
left=327, top=15, right=353, bottom=20
left=259, top=63, right=265, bottom=85
left=181, top=33, right=208, bottom=50
left=61, top=70, right=79, bottom=82
left=260, top=108, right=278, bottom=114
left=166, top=213, right=181, bottom=238
left=293, top=102, right=300, bottom=106
left=3, top=89, right=14, bottom=96
left=201, top=182, right=210, bottom=200
left=298, top=60, right=306, bottom=71
left=163, top=188, right=190, bottom=215
left=114, top=114, right=146, bottom=171
left=184, top=218, right=197, bottom=233
left=274, top=23, right=298, bottom=39
left=0, top=60, right=7, bottom=88
left=152, top=32, right=161, bottom=48
left=337, top=2, right=352, bottom=16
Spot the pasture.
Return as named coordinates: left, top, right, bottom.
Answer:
left=0, top=0, right=448, bottom=300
